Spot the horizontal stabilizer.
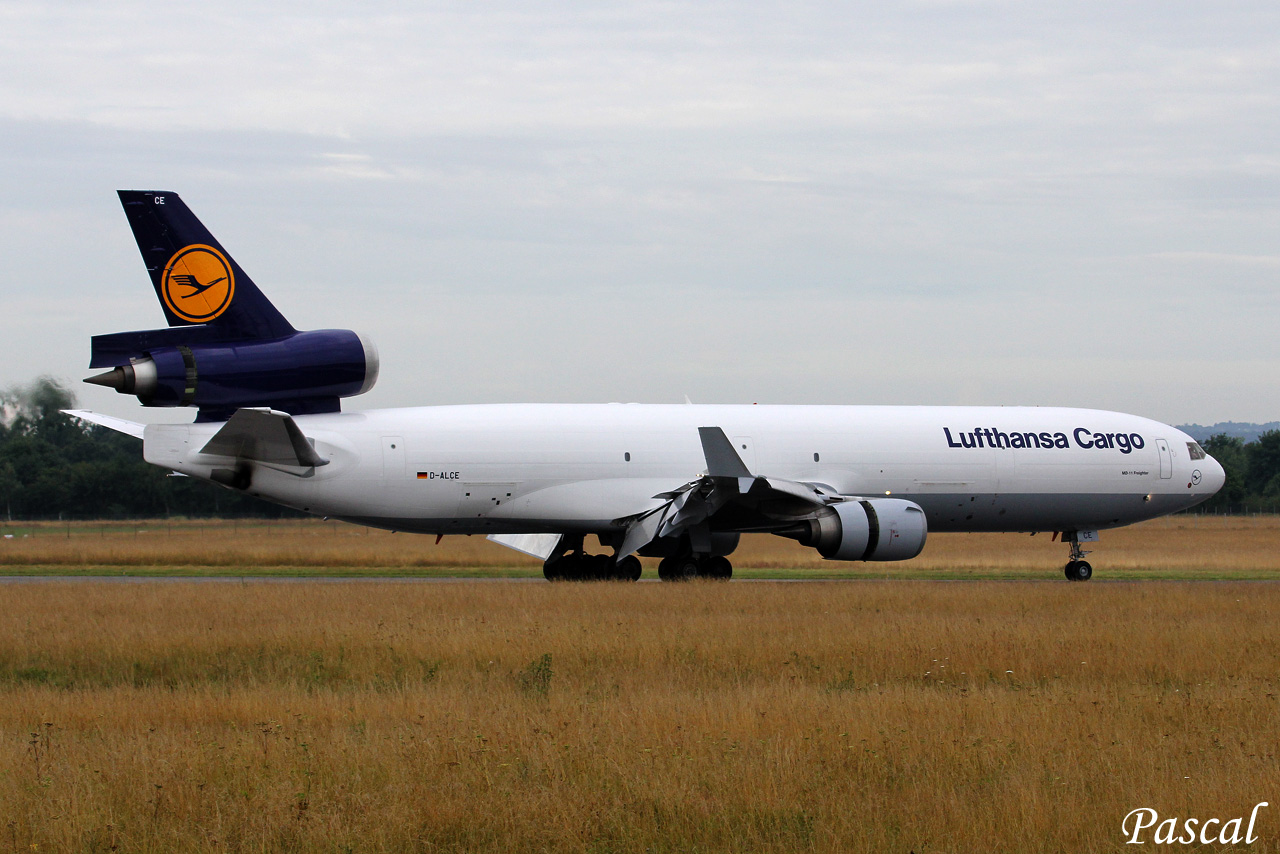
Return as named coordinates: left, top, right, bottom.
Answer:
left=62, top=409, right=146, bottom=440
left=199, top=408, right=328, bottom=468
left=487, top=533, right=563, bottom=561
left=89, top=326, right=254, bottom=369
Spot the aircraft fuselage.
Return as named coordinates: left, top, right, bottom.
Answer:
left=142, top=402, right=1223, bottom=537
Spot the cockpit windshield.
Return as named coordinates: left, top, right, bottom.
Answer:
left=1187, top=442, right=1206, bottom=460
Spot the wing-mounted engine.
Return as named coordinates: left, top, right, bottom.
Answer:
left=787, top=498, right=928, bottom=561
left=615, top=426, right=928, bottom=564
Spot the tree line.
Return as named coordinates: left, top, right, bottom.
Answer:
left=0, top=377, right=1275, bottom=519
left=0, top=378, right=298, bottom=520
left=1198, top=433, right=1280, bottom=513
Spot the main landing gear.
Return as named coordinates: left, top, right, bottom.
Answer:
left=540, top=535, right=735, bottom=582
left=542, top=535, right=642, bottom=582
left=544, top=553, right=642, bottom=582
left=1063, top=532, right=1093, bottom=582
left=656, top=554, right=732, bottom=581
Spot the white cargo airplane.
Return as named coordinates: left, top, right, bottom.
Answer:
left=70, top=191, right=1225, bottom=582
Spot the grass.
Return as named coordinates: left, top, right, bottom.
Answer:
left=1, top=581, right=1278, bottom=851
left=2, top=514, right=1280, bottom=579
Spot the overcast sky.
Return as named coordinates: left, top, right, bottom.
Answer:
left=1, top=1, right=1277, bottom=425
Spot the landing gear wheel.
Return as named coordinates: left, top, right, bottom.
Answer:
left=1062, top=532, right=1096, bottom=582
left=543, top=556, right=563, bottom=581
left=615, top=555, right=642, bottom=582
left=706, top=555, right=732, bottom=580
left=658, top=556, right=699, bottom=581
left=589, top=554, right=614, bottom=580
left=1064, top=560, right=1093, bottom=582
left=677, top=557, right=700, bottom=579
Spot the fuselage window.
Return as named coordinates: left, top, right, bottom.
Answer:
left=1187, top=442, right=1206, bottom=461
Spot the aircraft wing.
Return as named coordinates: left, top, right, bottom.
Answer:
left=615, top=426, right=842, bottom=558
left=200, top=407, right=328, bottom=468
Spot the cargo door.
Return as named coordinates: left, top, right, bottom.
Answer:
left=1156, top=438, right=1173, bottom=479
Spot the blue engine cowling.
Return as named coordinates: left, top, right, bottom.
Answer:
left=86, top=328, right=379, bottom=421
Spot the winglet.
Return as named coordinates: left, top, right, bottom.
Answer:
left=698, top=427, right=752, bottom=478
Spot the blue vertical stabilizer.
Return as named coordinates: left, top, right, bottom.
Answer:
left=117, top=190, right=295, bottom=339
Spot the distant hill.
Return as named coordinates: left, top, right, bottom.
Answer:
left=1177, top=422, right=1280, bottom=444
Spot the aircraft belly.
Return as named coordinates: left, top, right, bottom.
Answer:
left=917, top=491, right=1186, bottom=533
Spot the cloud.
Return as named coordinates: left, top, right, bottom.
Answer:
left=0, top=2, right=1277, bottom=424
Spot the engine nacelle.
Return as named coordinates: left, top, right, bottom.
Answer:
left=86, top=329, right=379, bottom=420
left=799, top=498, right=928, bottom=561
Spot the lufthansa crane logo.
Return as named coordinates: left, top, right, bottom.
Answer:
left=161, top=245, right=235, bottom=323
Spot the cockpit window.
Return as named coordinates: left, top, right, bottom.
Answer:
left=1187, top=442, right=1206, bottom=461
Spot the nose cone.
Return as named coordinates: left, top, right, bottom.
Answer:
left=1202, top=454, right=1226, bottom=496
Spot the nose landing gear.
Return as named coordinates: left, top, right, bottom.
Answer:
left=1063, top=532, right=1094, bottom=581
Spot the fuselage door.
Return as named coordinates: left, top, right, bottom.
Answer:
left=382, top=436, right=406, bottom=479
left=1156, top=438, right=1173, bottom=479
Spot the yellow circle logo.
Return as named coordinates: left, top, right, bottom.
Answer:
left=161, top=245, right=235, bottom=323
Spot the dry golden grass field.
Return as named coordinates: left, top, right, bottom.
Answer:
left=2, top=514, right=1279, bottom=579
left=1, top=517, right=1278, bottom=852
left=2, top=581, right=1279, bottom=852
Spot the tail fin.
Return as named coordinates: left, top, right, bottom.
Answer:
left=117, top=191, right=295, bottom=339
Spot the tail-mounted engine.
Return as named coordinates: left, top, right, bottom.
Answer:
left=85, top=190, right=379, bottom=422
left=86, top=327, right=379, bottom=421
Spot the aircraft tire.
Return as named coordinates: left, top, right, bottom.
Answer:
left=544, top=558, right=567, bottom=582
left=658, top=556, right=698, bottom=581
left=705, top=556, right=732, bottom=580
left=583, top=554, right=608, bottom=580
left=1064, top=560, right=1093, bottom=581
left=676, top=557, right=700, bottom=579
left=616, top=555, right=642, bottom=582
